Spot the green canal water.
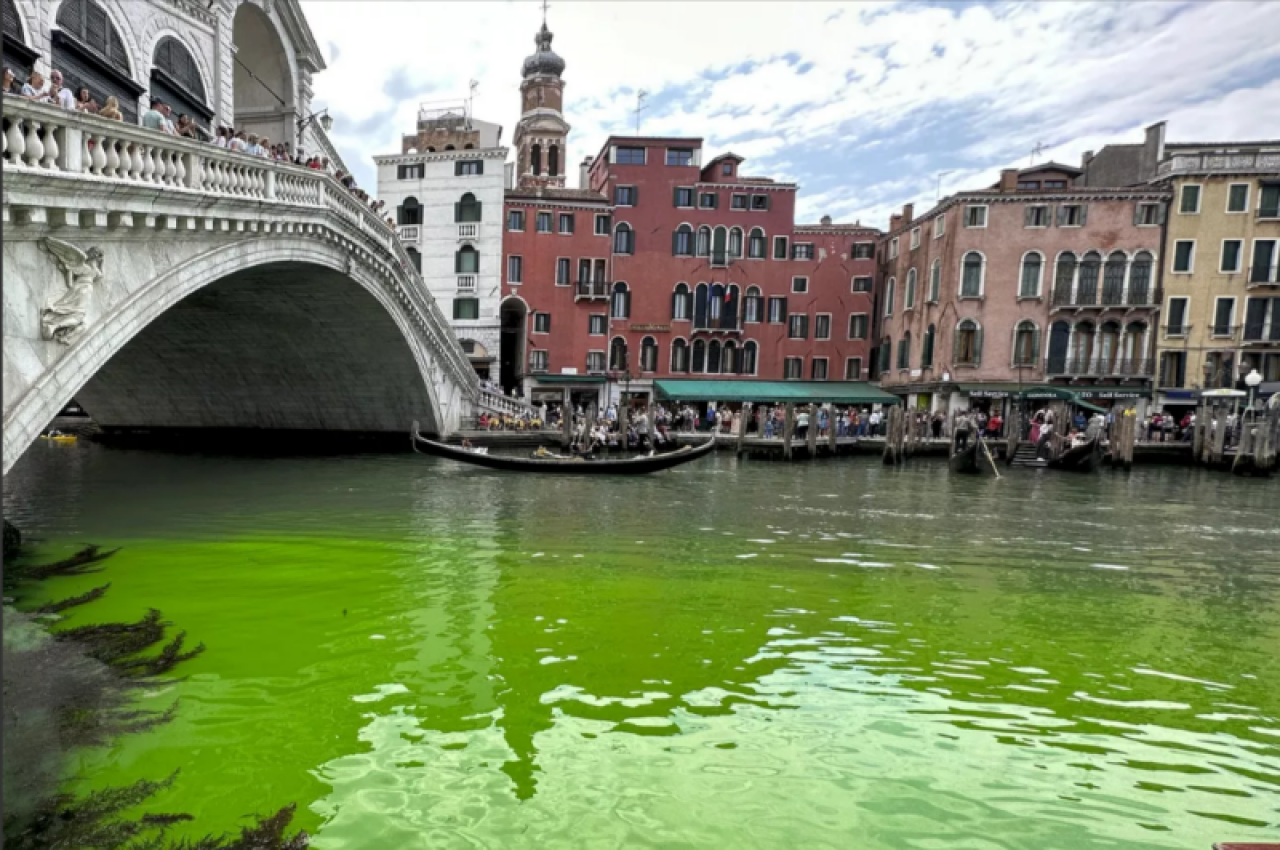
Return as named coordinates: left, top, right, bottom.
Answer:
left=4, top=442, right=1279, bottom=848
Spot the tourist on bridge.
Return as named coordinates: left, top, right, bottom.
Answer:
left=75, top=87, right=99, bottom=114
left=20, top=69, right=47, bottom=100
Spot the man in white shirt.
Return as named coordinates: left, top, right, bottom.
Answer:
left=869, top=409, right=882, bottom=436
left=49, top=70, right=75, bottom=110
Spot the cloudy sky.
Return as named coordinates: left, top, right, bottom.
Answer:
left=303, top=0, right=1280, bottom=230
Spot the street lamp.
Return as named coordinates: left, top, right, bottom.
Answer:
left=297, top=108, right=334, bottom=142
left=1245, top=368, right=1263, bottom=418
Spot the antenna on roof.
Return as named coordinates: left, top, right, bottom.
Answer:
left=1029, top=141, right=1046, bottom=166
left=935, top=170, right=953, bottom=200
left=634, top=90, right=649, bottom=135
left=467, top=79, right=478, bottom=127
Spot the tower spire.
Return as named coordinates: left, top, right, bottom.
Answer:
left=541, top=0, right=549, bottom=26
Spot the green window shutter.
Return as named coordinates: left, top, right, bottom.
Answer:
left=1056, top=205, right=1066, bottom=227
left=1025, top=206, right=1035, bottom=227
left=1133, top=203, right=1142, bottom=227
left=974, top=328, right=984, bottom=365
left=1078, top=205, right=1088, bottom=226
left=1031, top=329, right=1041, bottom=365
left=1156, top=202, right=1167, bottom=225
left=673, top=187, right=681, bottom=207
left=672, top=231, right=679, bottom=256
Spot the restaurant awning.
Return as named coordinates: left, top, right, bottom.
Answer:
left=1075, top=385, right=1151, bottom=399
left=653, top=380, right=901, bottom=405
left=957, top=383, right=1030, bottom=398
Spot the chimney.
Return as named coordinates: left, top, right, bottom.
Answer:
left=1142, top=121, right=1166, bottom=181
left=820, top=214, right=832, bottom=226
left=902, top=203, right=914, bottom=223
left=999, top=168, right=1019, bottom=193
left=579, top=156, right=594, bottom=190
left=889, top=213, right=902, bottom=232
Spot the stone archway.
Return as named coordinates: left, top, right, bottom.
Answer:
left=232, top=1, right=294, bottom=145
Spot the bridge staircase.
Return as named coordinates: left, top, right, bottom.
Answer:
left=473, top=387, right=541, bottom=423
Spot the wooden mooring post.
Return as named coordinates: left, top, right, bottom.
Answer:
left=1113, top=405, right=1137, bottom=471
left=882, top=405, right=906, bottom=465
left=736, top=402, right=751, bottom=456
left=827, top=404, right=839, bottom=454
left=561, top=387, right=573, bottom=449
left=1208, top=406, right=1228, bottom=468
left=778, top=404, right=788, bottom=458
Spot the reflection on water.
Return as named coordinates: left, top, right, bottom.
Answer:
left=5, top=441, right=1279, bottom=848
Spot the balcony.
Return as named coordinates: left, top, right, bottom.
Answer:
left=1163, top=323, right=1192, bottom=338
left=575, top=279, right=609, bottom=300
left=1249, top=265, right=1279, bottom=287
left=1052, top=285, right=1160, bottom=310
left=397, top=224, right=420, bottom=242
left=1155, top=152, right=1280, bottom=178
left=1046, top=357, right=1155, bottom=377
left=457, top=222, right=479, bottom=241
left=710, top=250, right=728, bottom=268
left=1209, top=324, right=1240, bottom=340
left=456, top=274, right=476, bottom=292
left=1243, top=322, right=1280, bottom=344
left=693, top=316, right=742, bottom=333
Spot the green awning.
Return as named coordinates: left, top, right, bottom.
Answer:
left=1020, top=386, right=1079, bottom=401
left=653, top=380, right=901, bottom=405
left=1075, top=400, right=1109, bottom=415
left=533, top=375, right=606, bottom=385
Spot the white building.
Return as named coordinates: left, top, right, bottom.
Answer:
left=375, top=104, right=507, bottom=380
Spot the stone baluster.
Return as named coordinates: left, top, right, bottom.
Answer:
left=265, top=167, right=277, bottom=200
left=5, top=116, right=24, bottom=166
left=161, top=148, right=176, bottom=184
left=127, top=143, right=144, bottom=181
left=23, top=119, right=43, bottom=168
left=104, top=138, right=120, bottom=178
left=206, top=158, right=221, bottom=193
left=40, top=124, right=59, bottom=169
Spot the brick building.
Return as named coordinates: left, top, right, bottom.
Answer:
left=877, top=164, right=1170, bottom=417
left=495, top=19, right=882, bottom=409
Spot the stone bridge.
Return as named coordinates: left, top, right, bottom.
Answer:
left=2, top=97, right=487, bottom=474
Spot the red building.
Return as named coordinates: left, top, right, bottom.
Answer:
left=499, top=19, right=880, bottom=410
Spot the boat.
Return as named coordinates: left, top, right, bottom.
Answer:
left=411, top=422, right=716, bottom=475
left=949, top=438, right=981, bottom=474
left=1048, top=436, right=1102, bottom=472
left=40, top=431, right=77, bottom=443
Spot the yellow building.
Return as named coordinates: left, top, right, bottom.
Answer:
left=1152, top=144, right=1280, bottom=408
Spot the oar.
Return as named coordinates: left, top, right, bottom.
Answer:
left=980, top=436, right=1002, bottom=479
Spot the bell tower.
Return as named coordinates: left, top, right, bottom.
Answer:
left=514, top=9, right=570, bottom=189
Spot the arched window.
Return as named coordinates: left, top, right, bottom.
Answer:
left=922, top=324, right=936, bottom=368
left=3, top=0, right=38, bottom=78
left=693, top=283, right=709, bottom=329
left=1013, top=320, right=1039, bottom=367
left=672, top=224, right=694, bottom=256
left=905, top=268, right=917, bottom=309
left=1129, top=252, right=1154, bottom=306
left=712, top=227, right=727, bottom=265
left=929, top=259, right=942, bottom=302
left=960, top=251, right=984, bottom=297
left=672, top=283, right=693, bottom=320
left=692, top=339, right=706, bottom=373
left=455, top=244, right=478, bottom=273
left=1020, top=252, right=1043, bottom=298
left=152, top=36, right=211, bottom=129
left=897, top=332, right=911, bottom=370
left=748, top=228, right=766, bottom=259
left=1077, top=251, right=1102, bottom=306
left=445, top=145, right=456, bottom=151
left=878, top=337, right=892, bottom=375
left=1046, top=321, right=1070, bottom=374
left=696, top=226, right=711, bottom=257
left=671, top=338, right=690, bottom=373
left=611, top=282, right=631, bottom=319
left=614, top=223, right=634, bottom=255
left=1098, top=320, right=1121, bottom=374
left=1121, top=322, right=1147, bottom=372
left=722, top=285, right=741, bottom=330
left=56, top=0, right=131, bottom=73
left=720, top=341, right=736, bottom=374
left=728, top=227, right=744, bottom=259
left=708, top=284, right=725, bottom=324
left=609, top=336, right=628, bottom=370
left=742, top=341, right=759, bottom=375
left=1102, top=252, right=1127, bottom=305
left=548, top=144, right=560, bottom=178
left=640, top=336, right=658, bottom=372
left=707, top=339, right=723, bottom=374
left=455, top=192, right=481, bottom=223
left=463, top=143, right=474, bottom=150
left=531, top=143, right=542, bottom=175
left=884, top=277, right=895, bottom=316
left=398, top=196, right=422, bottom=226
left=743, top=286, right=763, bottom=323
left=1072, top=321, right=1096, bottom=372
left=1053, top=252, right=1078, bottom=307
left=954, top=319, right=982, bottom=366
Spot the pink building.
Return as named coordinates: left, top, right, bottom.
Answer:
left=876, top=164, right=1171, bottom=415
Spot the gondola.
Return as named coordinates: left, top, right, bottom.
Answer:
left=411, top=422, right=716, bottom=475
left=1047, top=436, right=1102, bottom=472
left=949, top=438, right=981, bottom=474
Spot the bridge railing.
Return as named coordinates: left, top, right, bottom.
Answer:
left=1, top=96, right=478, bottom=403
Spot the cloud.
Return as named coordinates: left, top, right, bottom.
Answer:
left=301, top=0, right=1280, bottom=228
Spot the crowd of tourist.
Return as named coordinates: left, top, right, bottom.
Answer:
left=4, top=66, right=394, bottom=223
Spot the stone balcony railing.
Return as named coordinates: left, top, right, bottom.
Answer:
left=1155, top=151, right=1280, bottom=178
left=1, top=96, right=477, bottom=400
left=477, top=387, right=538, bottom=419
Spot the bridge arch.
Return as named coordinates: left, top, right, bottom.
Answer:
left=3, top=236, right=451, bottom=473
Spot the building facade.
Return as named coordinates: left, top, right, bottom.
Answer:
left=1152, top=144, right=1280, bottom=405
left=375, top=107, right=507, bottom=376
left=877, top=165, right=1170, bottom=416
left=497, top=19, right=881, bottom=409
